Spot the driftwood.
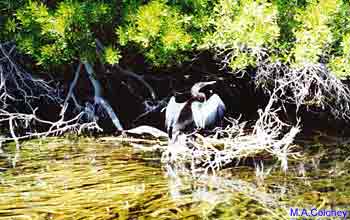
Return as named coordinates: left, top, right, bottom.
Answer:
left=124, top=125, right=167, bottom=138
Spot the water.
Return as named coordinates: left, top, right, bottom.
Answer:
left=0, top=137, right=349, bottom=219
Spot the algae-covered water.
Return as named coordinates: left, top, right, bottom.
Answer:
left=0, top=137, right=349, bottom=219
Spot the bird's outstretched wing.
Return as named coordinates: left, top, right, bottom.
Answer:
left=191, top=94, right=226, bottom=129
left=165, top=96, right=186, bottom=136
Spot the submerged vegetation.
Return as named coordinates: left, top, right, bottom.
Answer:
left=0, top=137, right=349, bottom=219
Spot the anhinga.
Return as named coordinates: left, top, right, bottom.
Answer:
left=165, top=81, right=226, bottom=142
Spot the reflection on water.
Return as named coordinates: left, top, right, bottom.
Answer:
left=0, top=138, right=349, bottom=219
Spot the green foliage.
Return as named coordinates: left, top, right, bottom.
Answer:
left=199, top=0, right=350, bottom=79
left=328, top=33, right=350, bottom=79
left=118, top=0, right=193, bottom=66
left=203, top=0, right=280, bottom=71
left=274, top=0, right=304, bottom=58
left=11, top=0, right=112, bottom=66
left=169, top=0, right=211, bottom=12
left=2, top=0, right=350, bottom=79
left=327, top=2, right=350, bottom=79
left=103, top=46, right=121, bottom=65
left=3, top=18, right=17, bottom=35
left=0, top=0, right=25, bottom=40
left=120, top=0, right=143, bottom=20
left=168, top=0, right=215, bottom=39
left=291, top=0, right=339, bottom=67
left=330, top=1, right=350, bottom=47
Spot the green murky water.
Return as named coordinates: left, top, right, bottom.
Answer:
left=0, top=138, right=349, bottom=219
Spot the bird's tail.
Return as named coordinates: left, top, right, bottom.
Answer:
left=168, top=129, right=180, bottom=145
left=168, top=126, right=173, bottom=139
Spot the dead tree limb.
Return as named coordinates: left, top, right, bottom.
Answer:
left=95, top=38, right=157, bottom=100
left=0, top=43, right=102, bottom=145
left=82, top=61, right=124, bottom=130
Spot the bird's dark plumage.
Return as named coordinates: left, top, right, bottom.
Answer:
left=165, top=81, right=226, bottom=142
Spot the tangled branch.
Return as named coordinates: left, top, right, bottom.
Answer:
left=0, top=43, right=61, bottom=109
left=255, top=60, right=350, bottom=119
left=162, top=94, right=300, bottom=174
left=0, top=43, right=102, bottom=147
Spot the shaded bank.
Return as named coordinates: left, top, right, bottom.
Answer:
left=3, top=45, right=348, bottom=134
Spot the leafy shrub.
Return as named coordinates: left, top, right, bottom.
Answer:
left=327, top=1, right=350, bottom=79
left=203, top=0, right=280, bottom=71
left=103, top=46, right=121, bottom=65
left=328, top=33, right=350, bottom=79
left=118, top=0, right=192, bottom=66
left=12, top=0, right=113, bottom=66
left=2, top=0, right=350, bottom=80
left=291, top=0, right=339, bottom=67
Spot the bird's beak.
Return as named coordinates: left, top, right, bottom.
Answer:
left=201, top=81, right=216, bottom=88
left=192, top=81, right=217, bottom=94
left=205, top=81, right=216, bottom=85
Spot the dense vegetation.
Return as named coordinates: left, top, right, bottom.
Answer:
left=0, top=0, right=349, bottom=77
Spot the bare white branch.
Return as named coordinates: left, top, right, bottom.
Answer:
left=0, top=43, right=102, bottom=145
left=83, top=61, right=123, bottom=130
